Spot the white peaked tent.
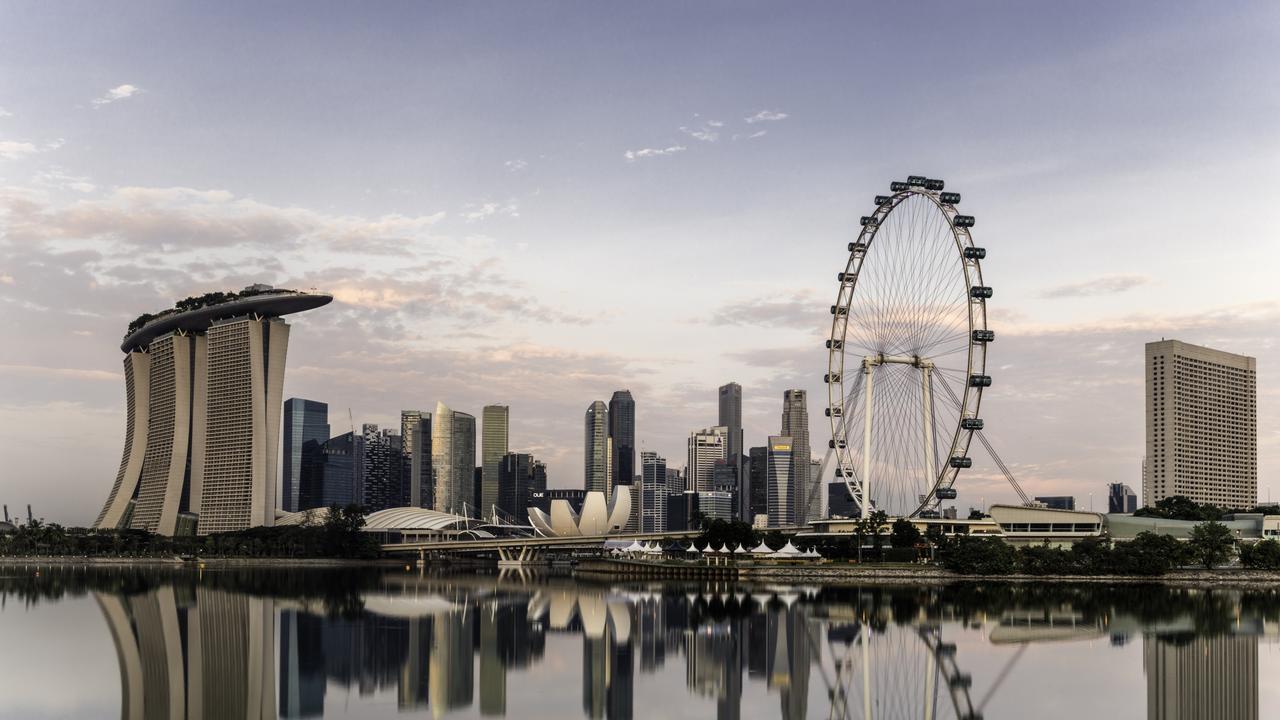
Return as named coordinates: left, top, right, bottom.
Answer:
left=644, top=542, right=662, bottom=555
left=750, top=542, right=774, bottom=556
left=773, top=541, right=802, bottom=557
left=731, top=543, right=746, bottom=554
left=802, top=547, right=822, bottom=559
left=623, top=540, right=645, bottom=554
left=698, top=543, right=714, bottom=554
left=712, top=544, right=728, bottom=554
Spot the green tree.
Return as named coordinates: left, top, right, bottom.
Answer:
left=890, top=518, right=922, bottom=549
left=1134, top=496, right=1222, bottom=522
left=937, top=536, right=1015, bottom=575
left=1239, top=539, right=1280, bottom=570
left=1188, top=521, right=1235, bottom=569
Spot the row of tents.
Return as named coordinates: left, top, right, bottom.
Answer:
left=610, top=540, right=822, bottom=559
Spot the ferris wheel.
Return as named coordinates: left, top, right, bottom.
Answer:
left=825, top=176, right=991, bottom=519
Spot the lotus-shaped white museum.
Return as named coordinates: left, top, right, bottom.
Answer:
left=528, top=486, right=631, bottom=537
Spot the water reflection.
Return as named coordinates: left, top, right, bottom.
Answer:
left=2, top=567, right=1276, bottom=719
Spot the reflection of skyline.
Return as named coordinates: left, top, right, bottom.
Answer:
left=1144, top=634, right=1258, bottom=720
left=86, top=574, right=1272, bottom=720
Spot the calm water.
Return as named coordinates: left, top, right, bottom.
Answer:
left=0, top=565, right=1277, bottom=719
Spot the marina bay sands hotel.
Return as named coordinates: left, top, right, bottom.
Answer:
left=94, top=286, right=332, bottom=536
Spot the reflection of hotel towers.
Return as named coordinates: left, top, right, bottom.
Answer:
left=95, top=586, right=275, bottom=719
left=578, top=595, right=635, bottom=720
left=766, top=602, right=812, bottom=720
left=1144, top=634, right=1258, bottom=720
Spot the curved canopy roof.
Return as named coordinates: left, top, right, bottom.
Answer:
left=121, top=291, right=332, bottom=351
left=363, top=507, right=477, bottom=531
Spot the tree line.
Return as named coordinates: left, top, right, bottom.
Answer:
left=0, top=505, right=379, bottom=559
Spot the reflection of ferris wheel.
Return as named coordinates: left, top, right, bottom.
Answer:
left=826, top=176, right=991, bottom=518
left=816, top=622, right=981, bottom=720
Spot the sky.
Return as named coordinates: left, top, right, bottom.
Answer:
left=0, top=1, right=1277, bottom=525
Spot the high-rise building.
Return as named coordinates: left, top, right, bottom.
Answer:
left=1035, top=495, right=1076, bottom=511
left=748, top=446, right=768, bottom=524
left=433, top=402, right=476, bottom=517
left=282, top=399, right=329, bottom=513
left=95, top=287, right=332, bottom=536
left=1145, top=340, right=1257, bottom=510
left=481, top=405, right=510, bottom=521
left=609, top=391, right=636, bottom=494
left=498, top=452, right=535, bottom=525
left=781, top=390, right=813, bottom=524
left=1108, top=483, right=1138, bottom=514
left=300, top=430, right=361, bottom=510
left=401, top=410, right=432, bottom=509
left=827, top=482, right=857, bottom=518
left=666, top=467, right=685, bottom=496
left=361, top=424, right=406, bottom=512
left=687, top=426, right=728, bottom=493
left=584, top=401, right=610, bottom=497
left=809, top=459, right=822, bottom=520
left=640, top=451, right=667, bottom=532
left=766, top=436, right=794, bottom=527
left=718, top=382, right=744, bottom=508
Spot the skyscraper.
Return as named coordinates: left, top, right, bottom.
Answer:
left=584, top=401, right=610, bottom=497
left=766, top=436, right=794, bottom=527
left=400, top=410, right=432, bottom=509
left=687, top=426, right=728, bottom=493
left=94, top=287, right=332, bottom=536
left=300, top=430, right=361, bottom=510
left=282, top=399, right=329, bottom=513
left=609, top=391, right=636, bottom=496
left=498, top=452, right=535, bottom=524
left=748, top=446, right=768, bottom=523
left=361, top=424, right=406, bottom=512
left=1144, top=340, right=1257, bottom=509
left=640, top=451, right=668, bottom=532
left=433, top=402, right=476, bottom=517
left=481, top=405, right=510, bottom=521
left=719, top=382, right=745, bottom=521
left=1108, top=483, right=1138, bottom=514
left=780, top=390, right=813, bottom=524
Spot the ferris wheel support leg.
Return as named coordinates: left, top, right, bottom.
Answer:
left=860, top=359, right=876, bottom=521
left=921, top=363, right=936, bottom=506
left=862, top=623, right=873, bottom=720
left=924, top=635, right=937, bottom=720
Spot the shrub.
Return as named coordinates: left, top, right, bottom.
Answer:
left=938, top=536, right=1015, bottom=575
left=1240, top=539, right=1280, bottom=570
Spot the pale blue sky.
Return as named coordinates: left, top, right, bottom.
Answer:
left=1, top=1, right=1277, bottom=523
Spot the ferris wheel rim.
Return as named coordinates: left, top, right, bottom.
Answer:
left=826, top=178, right=989, bottom=518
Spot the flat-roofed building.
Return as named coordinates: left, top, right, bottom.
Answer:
left=1145, top=340, right=1256, bottom=510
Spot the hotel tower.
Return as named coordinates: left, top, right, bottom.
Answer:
left=94, top=286, right=331, bottom=536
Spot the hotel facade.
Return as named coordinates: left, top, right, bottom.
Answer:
left=94, top=287, right=331, bottom=536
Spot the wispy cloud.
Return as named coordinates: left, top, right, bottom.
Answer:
left=504, top=159, right=527, bottom=172
left=623, top=145, right=686, bottom=162
left=92, top=84, right=142, bottom=107
left=1041, top=274, right=1150, bottom=299
left=0, top=107, right=12, bottom=118
left=679, top=118, right=723, bottom=143
left=732, top=130, right=768, bottom=141
left=461, top=200, right=519, bottom=222
left=0, top=140, right=39, bottom=160
left=745, top=109, right=788, bottom=124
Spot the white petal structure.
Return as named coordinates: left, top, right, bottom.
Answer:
left=528, top=487, right=632, bottom=537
